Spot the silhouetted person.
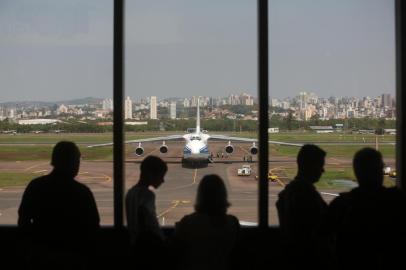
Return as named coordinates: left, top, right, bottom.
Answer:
left=18, top=141, right=100, bottom=269
left=326, top=148, right=406, bottom=270
left=125, top=155, right=167, bottom=267
left=276, top=144, right=329, bottom=269
left=172, top=174, right=240, bottom=270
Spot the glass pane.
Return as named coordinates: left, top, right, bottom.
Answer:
left=0, top=1, right=113, bottom=224
left=268, top=0, right=396, bottom=225
left=125, top=0, right=258, bottom=226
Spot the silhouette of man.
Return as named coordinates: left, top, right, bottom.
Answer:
left=326, top=148, right=406, bottom=270
left=276, top=144, right=328, bottom=268
left=18, top=141, right=100, bottom=267
left=126, top=155, right=167, bottom=246
left=172, top=174, right=240, bottom=270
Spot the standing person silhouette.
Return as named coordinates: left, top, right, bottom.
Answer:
left=125, top=155, right=167, bottom=267
left=326, top=148, right=406, bottom=270
left=172, top=174, right=240, bottom=270
left=18, top=141, right=100, bottom=269
left=276, top=144, right=329, bottom=269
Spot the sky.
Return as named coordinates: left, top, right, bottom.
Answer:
left=0, top=0, right=395, bottom=102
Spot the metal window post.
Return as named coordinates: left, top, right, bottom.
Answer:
left=396, top=0, right=405, bottom=191
left=113, top=0, right=125, bottom=228
left=258, top=0, right=269, bottom=228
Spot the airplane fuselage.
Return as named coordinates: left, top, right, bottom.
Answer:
left=182, top=133, right=211, bottom=162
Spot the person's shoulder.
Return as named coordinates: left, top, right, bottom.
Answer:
left=226, top=214, right=240, bottom=227
left=175, top=213, right=197, bottom=230
left=383, top=187, right=406, bottom=203
left=179, top=212, right=199, bottom=223
left=285, top=178, right=306, bottom=189
left=384, top=187, right=404, bottom=197
left=283, top=178, right=314, bottom=195
left=25, top=174, right=50, bottom=189
left=329, top=190, right=354, bottom=208
left=72, top=179, right=93, bottom=195
left=127, top=185, right=155, bottom=199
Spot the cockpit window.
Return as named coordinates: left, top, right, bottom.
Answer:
left=191, top=136, right=201, bottom=141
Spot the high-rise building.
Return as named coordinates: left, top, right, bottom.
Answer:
left=170, top=102, right=176, bottom=119
left=183, top=98, right=190, bottom=108
left=102, top=98, right=113, bottom=111
left=150, top=96, right=157, bottom=119
left=125, top=96, right=133, bottom=119
left=8, top=108, right=16, bottom=119
left=381, top=93, right=391, bottom=108
left=299, top=92, right=308, bottom=110
left=191, top=96, right=198, bottom=107
left=57, top=104, right=68, bottom=115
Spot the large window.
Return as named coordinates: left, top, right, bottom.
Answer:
left=268, top=0, right=396, bottom=225
left=0, top=0, right=114, bottom=224
left=124, top=0, right=259, bottom=226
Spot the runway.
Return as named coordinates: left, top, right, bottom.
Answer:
left=0, top=142, right=377, bottom=226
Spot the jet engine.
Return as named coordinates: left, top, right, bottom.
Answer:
left=159, top=143, right=168, bottom=154
left=249, top=143, right=258, bottom=155
left=225, top=141, right=234, bottom=154
left=135, top=143, right=144, bottom=156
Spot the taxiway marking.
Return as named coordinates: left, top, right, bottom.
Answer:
left=275, top=178, right=286, bottom=187
left=24, top=162, right=48, bottom=172
left=32, top=169, right=48, bottom=174
left=321, top=192, right=339, bottom=197
left=193, top=169, right=198, bottom=184
left=79, top=172, right=112, bottom=183
left=157, top=200, right=190, bottom=218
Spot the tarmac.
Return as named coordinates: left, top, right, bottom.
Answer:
left=0, top=142, right=387, bottom=226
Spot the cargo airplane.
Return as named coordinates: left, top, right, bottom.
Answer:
left=88, top=98, right=302, bottom=163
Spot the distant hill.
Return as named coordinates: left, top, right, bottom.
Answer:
left=57, top=97, right=103, bottom=105
left=0, top=97, right=103, bottom=107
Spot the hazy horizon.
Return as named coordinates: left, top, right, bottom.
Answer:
left=0, top=0, right=395, bottom=102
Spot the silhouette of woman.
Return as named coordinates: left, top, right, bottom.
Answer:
left=172, top=174, right=240, bottom=270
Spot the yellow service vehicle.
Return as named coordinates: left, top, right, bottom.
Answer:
left=255, top=172, right=278, bottom=182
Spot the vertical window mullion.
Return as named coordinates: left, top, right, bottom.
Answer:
left=113, top=0, right=125, bottom=228
left=396, top=0, right=405, bottom=191
left=258, top=0, right=269, bottom=228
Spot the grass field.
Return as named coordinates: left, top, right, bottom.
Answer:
left=272, top=144, right=395, bottom=159
left=0, top=132, right=396, bottom=161
left=0, top=172, right=44, bottom=187
left=224, top=131, right=396, bottom=143
left=283, top=166, right=396, bottom=189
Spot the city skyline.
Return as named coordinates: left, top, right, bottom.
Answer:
left=0, top=91, right=394, bottom=105
left=0, top=91, right=395, bottom=123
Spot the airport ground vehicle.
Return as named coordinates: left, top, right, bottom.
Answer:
left=383, top=166, right=392, bottom=175
left=255, top=172, right=278, bottom=182
left=238, top=165, right=252, bottom=176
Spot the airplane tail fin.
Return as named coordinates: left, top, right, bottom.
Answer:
left=196, top=97, right=201, bottom=134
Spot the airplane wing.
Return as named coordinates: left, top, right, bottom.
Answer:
left=208, top=135, right=303, bottom=147
left=87, top=134, right=184, bottom=148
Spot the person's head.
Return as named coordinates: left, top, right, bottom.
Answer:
left=353, top=148, right=384, bottom=190
left=139, top=156, right=167, bottom=188
left=296, top=144, right=326, bottom=183
left=195, top=174, right=230, bottom=216
left=51, top=141, right=81, bottom=178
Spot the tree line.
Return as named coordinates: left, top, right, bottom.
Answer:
left=0, top=118, right=396, bottom=134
